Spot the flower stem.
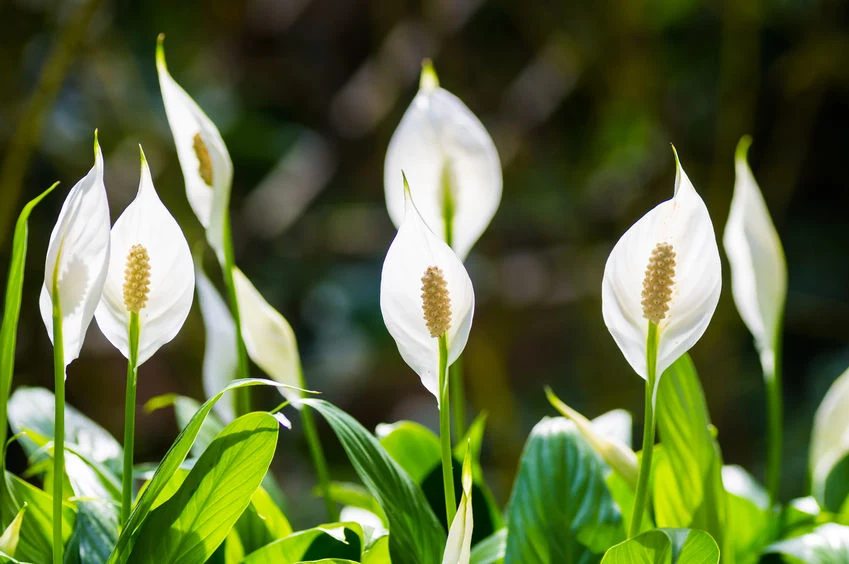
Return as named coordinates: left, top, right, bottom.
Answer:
left=450, top=360, right=465, bottom=438
left=301, top=403, right=338, bottom=521
left=121, top=312, right=140, bottom=526
left=220, top=213, right=251, bottom=416
left=438, top=334, right=456, bottom=526
left=51, top=279, right=65, bottom=564
left=764, top=326, right=784, bottom=506
left=629, top=321, right=659, bottom=538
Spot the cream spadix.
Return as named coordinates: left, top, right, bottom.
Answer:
left=40, top=133, right=111, bottom=367
left=380, top=175, right=474, bottom=402
left=723, top=136, right=786, bottom=370
left=232, top=266, right=303, bottom=405
left=157, top=35, right=233, bottom=262
left=384, top=61, right=501, bottom=260
left=602, top=149, right=721, bottom=380
left=94, top=149, right=194, bottom=365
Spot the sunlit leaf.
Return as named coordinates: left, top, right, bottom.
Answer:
left=602, top=528, right=719, bottom=563
left=765, top=523, right=849, bottom=563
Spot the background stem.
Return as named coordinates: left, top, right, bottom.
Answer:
left=438, top=334, right=456, bottom=526
left=51, top=293, right=64, bottom=564
left=220, top=214, right=251, bottom=416
left=301, top=404, right=338, bottom=521
left=764, top=328, right=784, bottom=506
left=121, top=313, right=140, bottom=525
left=629, top=322, right=658, bottom=538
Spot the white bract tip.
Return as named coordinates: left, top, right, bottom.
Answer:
left=94, top=149, right=194, bottom=365
left=384, top=64, right=501, bottom=260
left=380, top=180, right=475, bottom=403
left=442, top=443, right=474, bottom=564
left=157, top=36, right=233, bottom=263
left=601, top=150, right=721, bottom=379
left=232, top=267, right=304, bottom=406
left=723, top=136, right=786, bottom=371
left=196, top=260, right=238, bottom=422
left=40, top=134, right=111, bottom=368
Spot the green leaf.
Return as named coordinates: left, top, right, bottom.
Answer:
left=242, top=523, right=363, bottom=563
left=2, top=471, right=75, bottom=563
left=376, top=421, right=440, bottom=483
left=8, top=387, right=123, bottom=474
left=504, top=416, right=624, bottom=564
left=326, top=482, right=386, bottom=525
left=601, top=528, right=720, bottom=563
left=301, top=399, right=445, bottom=564
left=0, top=505, right=26, bottom=556
left=109, top=378, right=298, bottom=562
left=653, top=355, right=727, bottom=555
left=470, top=528, right=506, bottom=564
left=130, top=412, right=279, bottom=562
left=228, top=486, right=293, bottom=559
left=765, top=523, right=849, bottom=563
left=64, top=453, right=120, bottom=563
left=721, top=465, right=775, bottom=564
left=145, top=394, right=225, bottom=458
left=0, top=183, right=58, bottom=489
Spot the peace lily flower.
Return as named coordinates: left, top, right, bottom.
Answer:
left=723, top=135, right=787, bottom=505
left=602, top=149, right=721, bottom=385
left=40, top=133, right=111, bottom=368
left=380, top=174, right=475, bottom=402
left=384, top=61, right=501, bottom=260
left=94, top=149, right=195, bottom=365
left=601, top=149, right=721, bottom=538
left=156, top=35, right=233, bottom=262
left=39, top=132, right=110, bottom=564
left=442, top=444, right=474, bottom=564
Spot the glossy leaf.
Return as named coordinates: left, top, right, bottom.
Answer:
left=504, top=416, right=624, bottom=563
left=602, top=528, right=720, bottom=563
left=765, top=523, right=849, bottom=563
left=376, top=420, right=440, bottom=483
left=470, top=528, right=506, bottom=564
left=301, top=399, right=445, bottom=564
left=722, top=465, right=774, bottom=564
left=242, top=522, right=363, bottom=563
left=130, top=412, right=278, bottom=562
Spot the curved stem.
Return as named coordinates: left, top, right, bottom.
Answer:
left=764, top=327, right=784, bottom=506
left=51, top=288, right=65, bottom=564
left=220, top=213, right=251, bottom=416
left=121, top=313, right=140, bottom=525
left=438, top=334, right=456, bottom=526
left=301, top=404, right=338, bottom=521
left=629, top=322, right=659, bottom=538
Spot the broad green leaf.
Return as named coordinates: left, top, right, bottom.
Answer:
left=362, top=534, right=390, bottom=564
left=8, top=387, right=123, bottom=473
left=765, top=523, right=849, bottom=563
left=722, top=465, right=775, bottom=564
left=302, top=399, right=445, bottom=564
left=0, top=183, right=58, bottom=489
left=130, top=412, right=279, bottom=562
left=811, top=365, right=849, bottom=510
left=504, top=416, right=624, bottom=564
left=654, top=355, right=727, bottom=556
left=326, top=482, right=386, bottom=525
left=376, top=420, right=440, bottom=483
left=602, top=528, right=720, bottom=563
left=65, top=453, right=120, bottom=563
left=242, top=523, right=363, bottom=563
left=227, top=486, right=293, bottom=560
left=109, top=378, right=301, bottom=562
left=145, top=394, right=225, bottom=457
left=2, top=471, right=75, bottom=563
left=470, top=528, right=506, bottom=564
left=0, top=505, right=25, bottom=556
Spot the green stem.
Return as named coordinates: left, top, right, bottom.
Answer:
left=764, top=326, right=784, bottom=507
left=51, top=282, right=65, bottom=564
left=450, top=360, right=465, bottom=438
left=438, top=334, right=456, bottom=526
left=301, top=403, right=338, bottom=521
left=629, top=321, right=659, bottom=538
left=121, top=312, right=140, bottom=526
left=220, top=213, right=251, bottom=415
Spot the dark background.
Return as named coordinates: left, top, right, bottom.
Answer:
left=2, top=0, right=849, bottom=526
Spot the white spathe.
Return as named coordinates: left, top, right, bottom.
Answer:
left=196, top=261, right=238, bottom=422
left=380, top=177, right=475, bottom=403
left=384, top=62, right=501, bottom=260
left=40, top=133, right=111, bottom=368
left=157, top=36, right=233, bottom=263
left=601, top=150, right=721, bottom=380
left=232, top=266, right=303, bottom=405
left=810, top=365, right=849, bottom=505
left=442, top=444, right=474, bottom=564
left=94, top=148, right=194, bottom=365
left=723, top=136, right=786, bottom=373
